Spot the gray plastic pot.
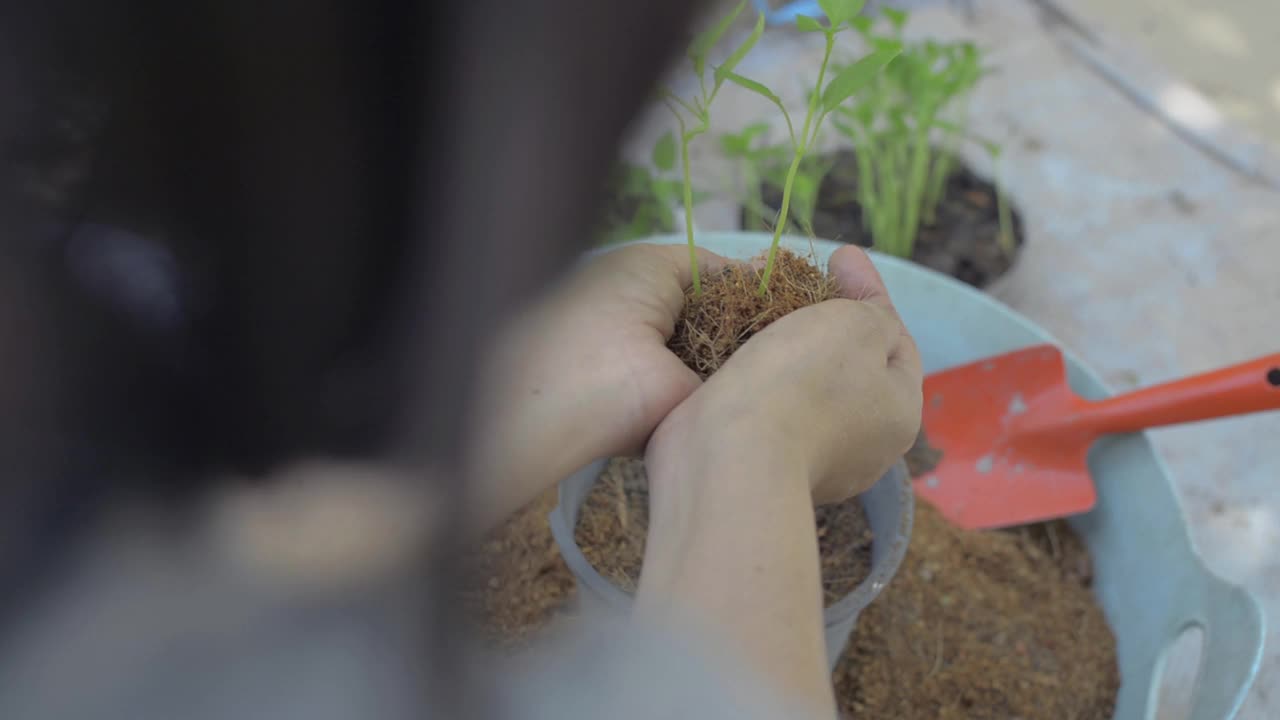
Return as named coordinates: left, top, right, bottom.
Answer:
left=580, top=232, right=1263, bottom=719
left=549, top=458, right=914, bottom=669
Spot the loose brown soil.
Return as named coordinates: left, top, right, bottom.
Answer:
left=833, top=501, right=1118, bottom=720
left=749, top=150, right=1026, bottom=288
left=465, top=490, right=1118, bottom=719
left=574, top=457, right=875, bottom=606
left=460, top=487, right=577, bottom=650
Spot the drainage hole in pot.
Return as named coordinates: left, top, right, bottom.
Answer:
left=573, top=457, right=874, bottom=605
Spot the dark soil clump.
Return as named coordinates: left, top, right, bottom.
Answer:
left=750, top=150, right=1025, bottom=288
left=574, top=457, right=874, bottom=606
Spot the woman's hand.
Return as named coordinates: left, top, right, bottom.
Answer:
left=636, top=245, right=922, bottom=716
left=650, top=245, right=922, bottom=504
left=466, top=243, right=725, bottom=530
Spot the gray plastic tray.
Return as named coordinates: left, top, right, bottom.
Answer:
left=632, top=232, right=1265, bottom=719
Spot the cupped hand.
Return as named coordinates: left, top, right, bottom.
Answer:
left=468, top=243, right=726, bottom=528
left=648, top=246, right=923, bottom=505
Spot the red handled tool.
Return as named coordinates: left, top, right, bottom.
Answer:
left=917, top=344, right=1280, bottom=529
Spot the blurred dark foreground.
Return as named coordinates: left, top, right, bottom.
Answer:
left=0, top=1, right=721, bottom=718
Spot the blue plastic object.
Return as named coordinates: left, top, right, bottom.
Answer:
left=751, top=0, right=824, bottom=26
left=570, top=233, right=1264, bottom=719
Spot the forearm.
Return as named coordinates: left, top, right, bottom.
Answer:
left=465, top=311, right=596, bottom=532
left=636, top=433, right=835, bottom=717
left=466, top=292, right=634, bottom=531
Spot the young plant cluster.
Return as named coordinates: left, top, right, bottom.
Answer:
left=662, top=0, right=900, bottom=296
left=715, top=8, right=1011, bottom=262
left=827, top=8, right=1012, bottom=258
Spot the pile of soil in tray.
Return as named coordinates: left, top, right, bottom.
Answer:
left=465, top=482, right=1119, bottom=719
left=460, top=487, right=577, bottom=649
left=832, top=499, right=1118, bottom=719
left=574, top=456, right=875, bottom=605
left=747, top=149, right=1026, bottom=288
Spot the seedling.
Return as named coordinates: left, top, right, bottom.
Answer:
left=828, top=8, right=1012, bottom=258
left=660, top=0, right=767, bottom=296
left=718, top=0, right=901, bottom=294
left=719, top=123, right=832, bottom=237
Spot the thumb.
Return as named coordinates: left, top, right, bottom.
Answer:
left=828, top=246, right=892, bottom=311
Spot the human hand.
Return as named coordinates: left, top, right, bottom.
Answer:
left=467, top=243, right=726, bottom=528
left=647, top=245, right=922, bottom=505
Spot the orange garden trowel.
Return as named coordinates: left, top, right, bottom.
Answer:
left=916, top=344, right=1280, bottom=530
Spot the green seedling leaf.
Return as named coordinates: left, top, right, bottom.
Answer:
left=871, top=35, right=905, bottom=54
left=652, top=132, right=677, bottom=172
left=689, top=0, right=746, bottom=76
left=821, top=44, right=902, bottom=112
left=882, top=6, right=908, bottom=30
left=723, top=71, right=784, bottom=107
left=720, top=134, right=748, bottom=156
left=849, top=15, right=873, bottom=34
left=818, top=0, right=866, bottom=27
left=741, top=122, right=772, bottom=143
left=714, top=12, right=765, bottom=86
left=719, top=122, right=773, bottom=155
left=796, top=14, right=826, bottom=32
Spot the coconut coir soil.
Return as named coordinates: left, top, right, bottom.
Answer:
left=574, top=456, right=875, bottom=606
left=463, top=249, right=1118, bottom=717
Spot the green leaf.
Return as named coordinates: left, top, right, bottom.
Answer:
left=830, top=116, right=857, bottom=139
left=722, top=70, right=784, bottom=107
left=795, top=14, right=825, bottom=32
left=719, top=122, right=772, bottom=156
left=870, top=35, right=905, bottom=54
left=741, top=122, right=772, bottom=144
left=652, top=132, right=676, bottom=172
left=653, top=179, right=686, bottom=201
left=714, top=11, right=765, bottom=85
left=720, top=133, right=748, bottom=156
left=882, top=6, right=908, bottom=30
left=849, top=15, right=873, bottom=35
left=818, top=0, right=866, bottom=27
left=689, top=0, right=746, bottom=76
left=821, top=44, right=902, bottom=112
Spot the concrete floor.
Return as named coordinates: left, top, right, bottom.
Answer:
left=1067, top=0, right=1280, bottom=154
left=633, top=1, right=1280, bottom=716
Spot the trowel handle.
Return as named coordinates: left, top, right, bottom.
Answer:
left=1081, top=354, right=1280, bottom=435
